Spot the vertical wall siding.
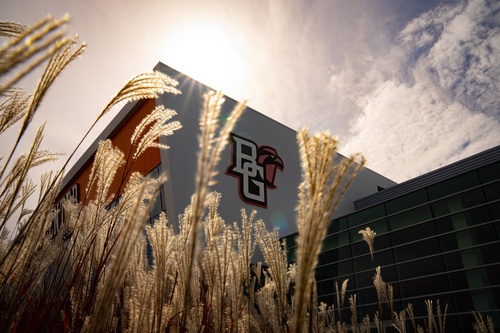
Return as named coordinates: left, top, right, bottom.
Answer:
left=56, top=98, right=160, bottom=204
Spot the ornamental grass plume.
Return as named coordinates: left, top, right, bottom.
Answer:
left=5, top=14, right=492, bottom=333
left=179, top=90, right=246, bottom=331
left=472, top=311, right=495, bottom=333
left=0, top=15, right=182, bottom=332
left=292, top=128, right=365, bottom=333
left=255, top=219, right=291, bottom=331
left=335, top=279, right=349, bottom=318
left=359, top=226, right=376, bottom=262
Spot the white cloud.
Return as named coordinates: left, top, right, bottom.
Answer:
left=342, top=79, right=499, bottom=182
left=338, top=0, right=500, bottom=182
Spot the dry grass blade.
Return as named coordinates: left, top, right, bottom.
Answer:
left=0, top=21, right=28, bottom=38
left=425, top=299, right=436, bottom=333
left=472, top=311, right=495, bottom=333
left=436, top=299, right=447, bottom=333
left=84, top=139, right=124, bottom=206
left=0, top=15, right=71, bottom=92
left=406, top=303, right=417, bottom=332
left=349, top=294, right=358, bottom=331
left=292, top=128, right=364, bottom=333
left=358, top=227, right=376, bottom=262
left=146, top=213, right=175, bottom=331
left=373, top=266, right=392, bottom=317
left=0, top=87, right=29, bottom=134
left=335, top=278, right=349, bottom=319
left=131, top=105, right=182, bottom=160
left=180, top=91, right=245, bottom=331
left=24, top=37, right=85, bottom=128
left=392, top=310, right=407, bottom=333
left=88, top=174, right=162, bottom=332
left=0, top=34, right=85, bottom=180
left=0, top=124, right=45, bottom=231
left=255, top=219, right=289, bottom=328
left=100, top=72, right=181, bottom=118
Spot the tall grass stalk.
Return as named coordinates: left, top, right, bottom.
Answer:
left=179, top=91, right=246, bottom=331
left=293, top=129, right=365, bottom=332
left=2, top=15, right=493, bottom=333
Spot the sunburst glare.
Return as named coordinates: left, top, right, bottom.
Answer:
left=166, top=19, right=247, bottom=93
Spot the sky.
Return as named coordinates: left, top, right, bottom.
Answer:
left=1, top=0, right=499, bottom=189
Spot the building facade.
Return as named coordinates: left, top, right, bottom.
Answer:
left=55, top=62, right=395, bottom=239
left=284, top=145, right=500, bottom=331
left=55, top=62, right=499, bottom=331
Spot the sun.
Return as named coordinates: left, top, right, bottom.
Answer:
left=166, top=19, right=247, bottom=93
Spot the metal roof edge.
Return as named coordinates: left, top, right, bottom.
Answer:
left=354, top=144, right=500, bottom=210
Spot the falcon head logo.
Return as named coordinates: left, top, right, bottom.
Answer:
left=226, top=133, right=284, bottom=208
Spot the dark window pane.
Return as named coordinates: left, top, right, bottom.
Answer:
left=357, top=287, right=376, bottom=306
left=448, top=271, right=469, bottom=290
left=370, top=218, right=389, bottom=234
left=399, top=274, right=449, bottom=298
left=459, top=248, right=483, bottom=268
left=452, top=291, right=474, bottom=312
left=489, top=202, right=500, bottom=220
left=474, top=224, right=498, bottom=244
left=464, top=267, right=492, bottom=289
left=317, top=280, right=334, bottom=295
left=287, top=248, right=297, bottom=262
left=442, top=252, right=462, bottom=270
left=431, top=188, right=485, bottom=217
left=439, top=234, right=459, bottom=252
left=316, top=264, right=337, bottom=280
left=464, top=206, right=492, bottom=226
left=441, top=206, right=491, bottom=233
left=478, top=161, right=500, bottom=183
left=348, top=204, right=385, bottom=228
left=469, top=288, right=498, bottom=312
left=385, top=189, right=429, bottom=215
left=357, top=304, right=378, bottom=321
left=319, top=249, right=340, bottom=266
left=483, top=181, right=500, bottom=201
left=327, top=217, right=347, bottom=234
left=375, top=249, right=394, bottom=267
left=284, top=233, right=297, bottom=249
left=388, top=205, right=433, bottom=231
left=435, top=215, right=454, bottom=233
left=396, top=256, right=444, bottom=279
left=323, top=232, right=349, bottom=251
left=318, top=295, right=335, bottom=306
left=338, top=260, right=353, bottom=275
left=352, top=255, right=373, bottom=273
left=393, top=238, right=440, bottom=262
left=480, top=243, right=500, bottom=264
left=428, top=171, right=480, bottom=200
left=374, top=234, right=392, bottom=252
left=391, top=221, right=436, bottom=246
left=354, top=270, right=374, bottom=289
left=351, top=240, right=370, bottom=257
left=380, top=266, right=398, bottom=284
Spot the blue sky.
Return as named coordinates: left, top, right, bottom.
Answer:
left=2, top=0, right=499, bottom=183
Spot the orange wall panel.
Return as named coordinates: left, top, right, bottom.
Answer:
left=56, top=99, right=160, bottom=204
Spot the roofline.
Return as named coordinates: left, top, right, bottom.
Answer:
left=153, top=62, right=298, bottom=135
left=354, top=144, right=500, bottom=210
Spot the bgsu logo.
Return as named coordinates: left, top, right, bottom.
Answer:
left=226, top=133, right=284, bottom=208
